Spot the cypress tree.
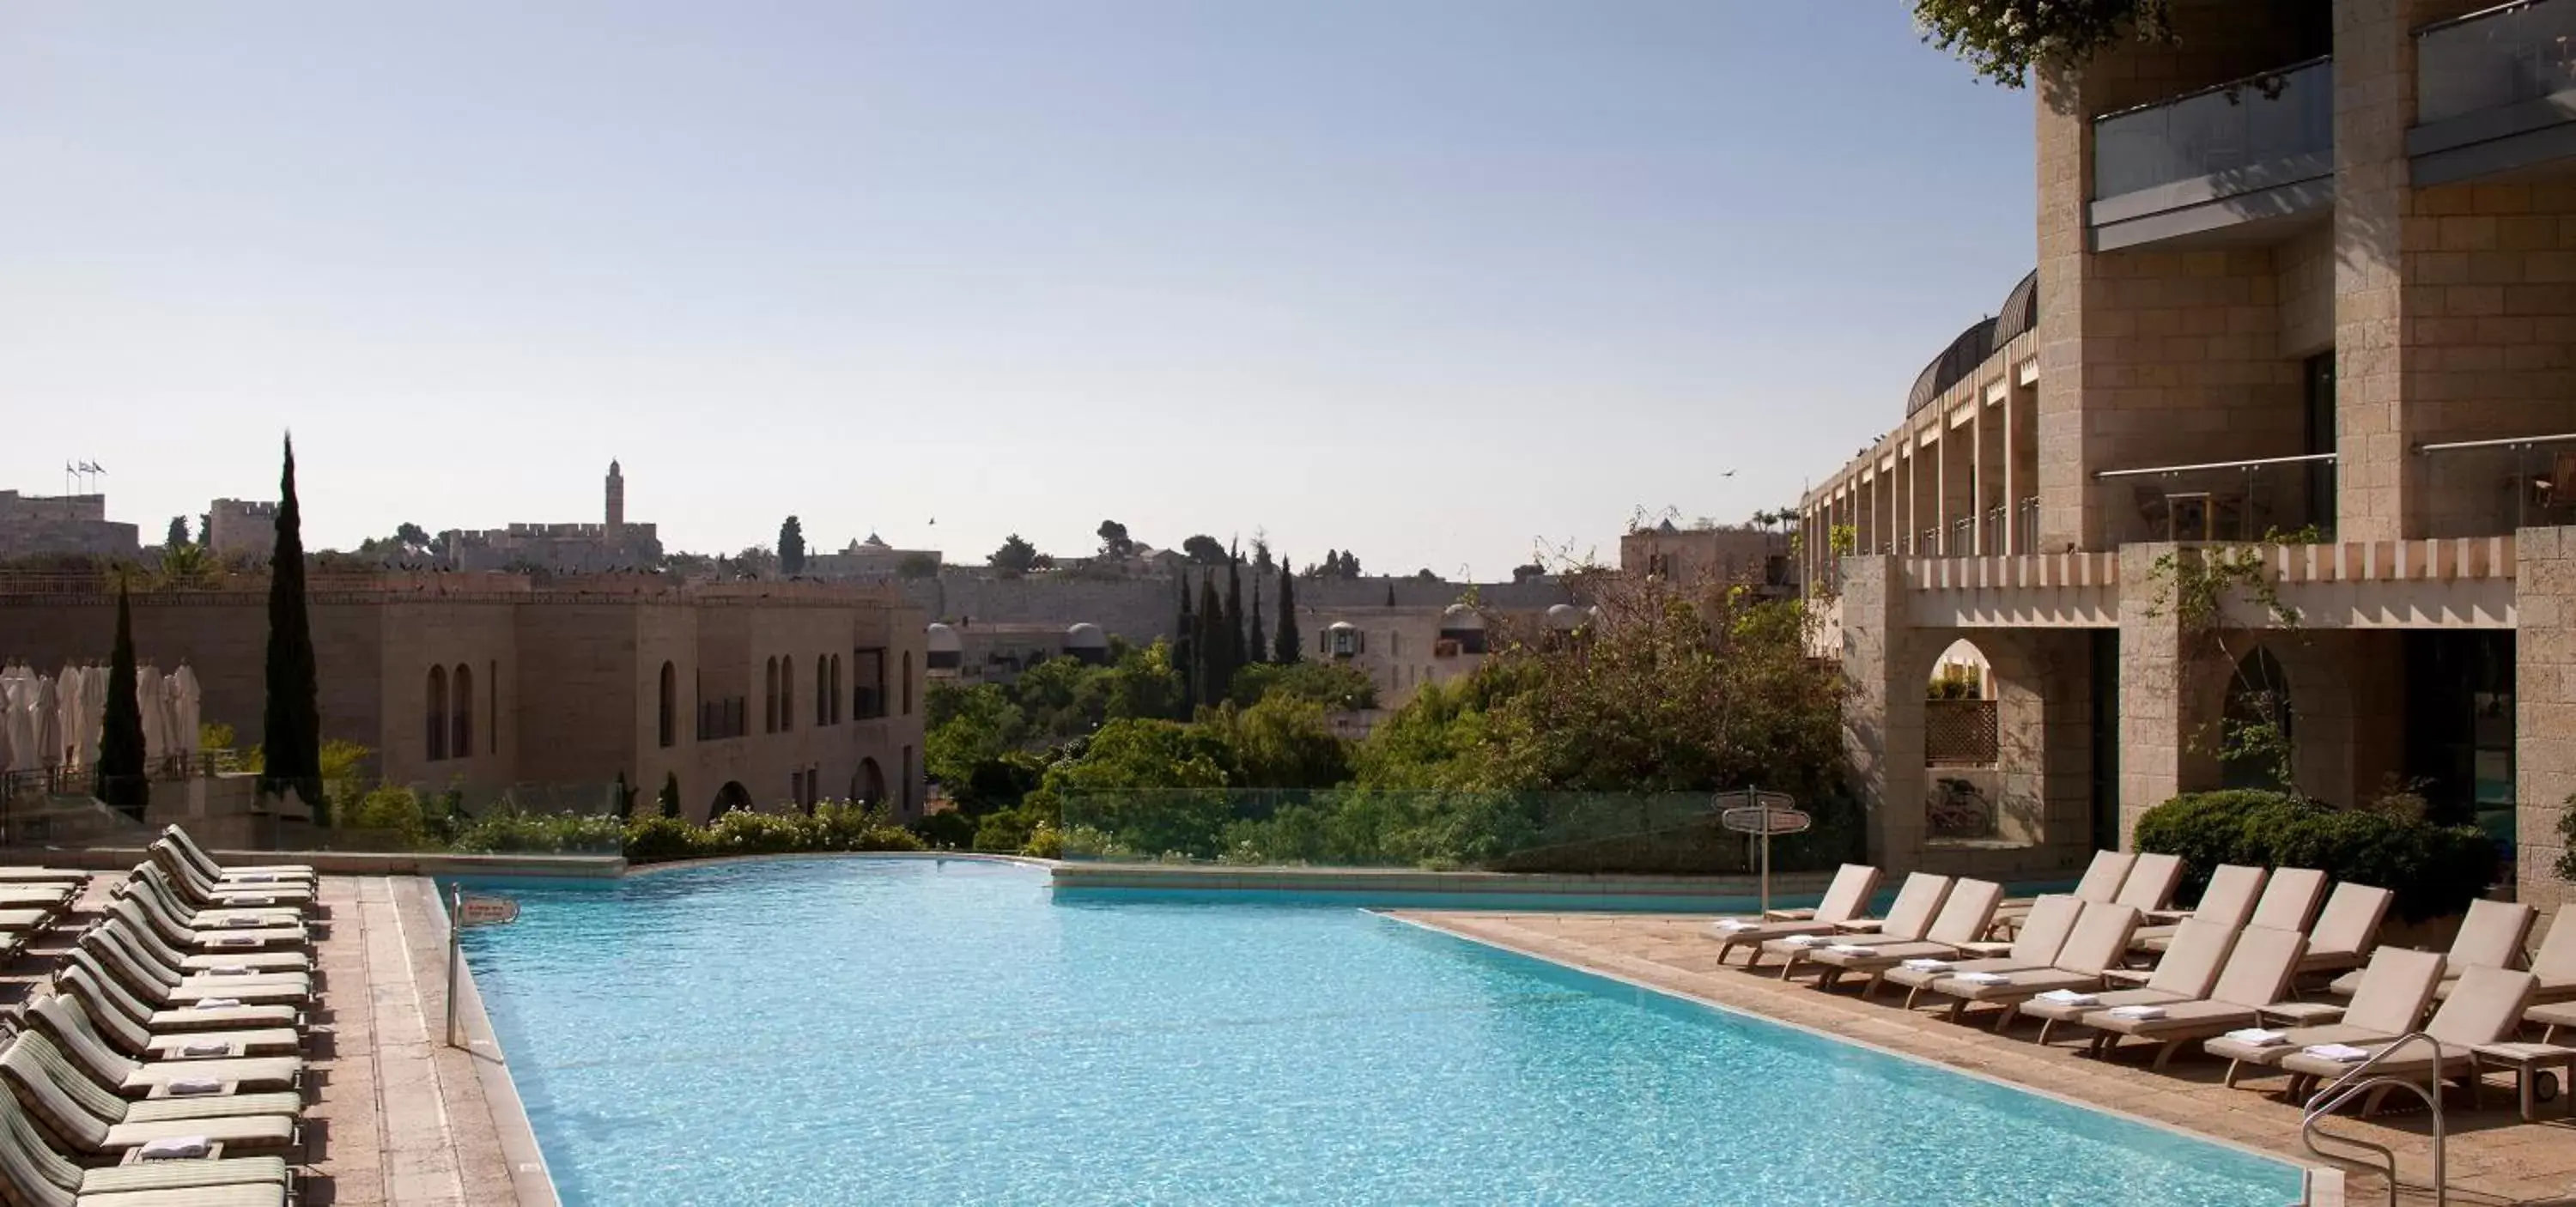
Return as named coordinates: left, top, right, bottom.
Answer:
left=259, top=434, right=325, bottom=821
left=1196, top=573, right=1227, bottom=706
left=1273, top=561, right=1302, bottom=664
left=97, top=578, right=149, bottom=821
left=1223, top=548, right=1246, bottom=674
left=614, top=770, right=635, bottom=820
left=659, top=771, right=682, bottom=819
left=1174, top=573, right=1198, bottom=716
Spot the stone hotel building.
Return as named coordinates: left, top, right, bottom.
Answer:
left=0, top=573, right=927, bottom=821
left=1798, top=0, right=2576, bottom=908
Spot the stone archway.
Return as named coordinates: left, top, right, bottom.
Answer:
left=856, top=758, right=887, bottom=808
left=711, top=780, right=754, bottom=819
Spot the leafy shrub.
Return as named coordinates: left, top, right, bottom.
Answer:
left=451, top=811, right=629, bottom=855
left=339, top=785, right=430, bottom=849
left=622, top=815, right=707, bottom=863
left=2135, top=790, right=2494, bottom=923
left=910, top=810, right=976, bottom=850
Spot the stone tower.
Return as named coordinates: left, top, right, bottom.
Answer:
left=605, top=460, right=625, bottom=538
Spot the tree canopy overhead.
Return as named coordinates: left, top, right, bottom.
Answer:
left=1181, top=535, right=1227, bottom=565
left=1914, top=0, right=2174, bottom=87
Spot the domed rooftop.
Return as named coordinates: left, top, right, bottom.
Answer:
left=1438, top=604, right=1485, bottom=630
left=1905, top=269, right=2037, bottom=417
left=1325, top=620, right=1358, bottom=633
left=925, top=622, right=963, bottom=653
left=1546, top=603, right=1585, bottom=631
left=1065, top=622, right=1107, bottom=648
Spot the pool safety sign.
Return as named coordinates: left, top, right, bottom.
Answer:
left=456, top=895, right=520, bottom=928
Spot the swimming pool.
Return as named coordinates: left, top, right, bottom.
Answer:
left=458, top=858, right=2305, bottom=1206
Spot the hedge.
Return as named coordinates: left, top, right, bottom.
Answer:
left=450, top=802, right=924, bottom=864
left=2131, top=790, right=2494, bottom=924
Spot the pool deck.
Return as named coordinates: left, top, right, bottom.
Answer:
left=1397, top=910, right=2576, bottom=1207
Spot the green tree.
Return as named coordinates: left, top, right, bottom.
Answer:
left=1207, top=695, right=1350, bottom=789
left=394, top=522, right=430, bottom=548
left=1096, top=519, right=1133, bottom=559
left=1247, top=573, right=1266, bottom=669
left=259, top=434, right=325, bottom=821
left=1194, top=573, right=1228, bottom=712
left=1340, top=550, right=1362, bottom=578
left=1174, top=574, right=1200, bottom=716
left=1224, top=548, right=1247, bottom=674
left=990, top=533, right=1040, bottom=578
left=658, top=771, right=682, bottom=819
left=778, top=516, right=807, bottom=575
left=1512, top=562, right=1546, bottom=583
left=1181, top=535, right=1227, bottom=565
left=925, top=682, right=1028, bottom=786
left=164, top=517, right=190, bottom=549
left=1273, top=561, right=1301, bottom=664
left=97, top=578, right=149, bottom=820
left=613, top=770, right=635, bottom=820
left=1914, top=0, right=2172, bottom=88
left=1230, top=659, right=1376, bottom=711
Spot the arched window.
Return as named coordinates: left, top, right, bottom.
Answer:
left=829, top=655, right=842, bottom=724
left=426, top=666, right=449, bottom=761
left=817, top=656, right=831, bottom=725
left=764, top=658, right=779, bottom=733
left=902, top=652, right=915, bottom=715
left=452, top=664, right=474, bottom=758
left=2222, top=648, right=2294, bottom=791
left=781, top=656, right=795, bottom=731
left=658, top=662, right=677, bottom=749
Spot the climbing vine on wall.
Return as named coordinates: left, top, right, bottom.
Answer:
left=2142, top=527, right=2318, bottom=798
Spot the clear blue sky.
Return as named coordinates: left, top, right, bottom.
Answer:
left=0, top=2, right=2033, bottom=577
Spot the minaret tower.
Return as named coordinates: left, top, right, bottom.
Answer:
left=605, top=459, right=626, bottom=539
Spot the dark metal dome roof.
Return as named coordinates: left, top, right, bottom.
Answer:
left=1904, top=269, right=2036, bottom=416
left=1993, top=269, right=2039, bottom=345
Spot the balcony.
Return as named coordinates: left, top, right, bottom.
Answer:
left=2418, top=432, right=2576, bottom=537
left=2412, top=0, right=2576, bottom=185
left=2089, top=58, right=2335, bottom=251
left=2093, top=453, right=2337, bottom=546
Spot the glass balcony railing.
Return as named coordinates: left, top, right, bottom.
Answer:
left=2093, top=58, right=2335, bottom=200
left=2418, top=433, right=2576, bottom=537
left=2419, top=0, right=2576, bottom=125
left=2093, top=453, right=2337, bottom=545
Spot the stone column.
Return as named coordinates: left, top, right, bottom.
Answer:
left=2115, top=543, right=2213, bottom=846
left=1839, top=555, right=1928, bottom=871
left=2517, top=528, right=2575, bottom=912
left=2332, top=0, right=2427, bottom=543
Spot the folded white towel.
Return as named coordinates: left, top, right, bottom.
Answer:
left=179, top=1041, right=231, bottom=1058
left=2036, top=989, right=2099, bottom=1006
left=204, top=966, right=254, bottom=976
left=2303, top=1043, right=2372, bottom=1062
left=166, top=1077, right=224, bottom=1096
left=137, top=1137, right=212, bottom=1160
left=1826, top=943, right=1874, bottom=955
left=221, top=895, right=279, bottom=907
left=214, top=917, right=261, bottom=928
left=1780, top=935, right=1824, bottom=948
left=191, top=998, right=242, bottom=1010
left=1713, top=919, right=1754, bottom=931
left=1950, top=971, right=2009, bottom=985
left=2105, top=1004, right=2166, bottom=1021
left=2222, top=1028, right=2289, bottom=1046
left=231, top=874, right=278, bottom=883
left=1899, top=958, right=1952, bottom=972
left=209, top=936, right=259, bottom=947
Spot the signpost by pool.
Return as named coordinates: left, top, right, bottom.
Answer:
left=447, top=886, right=519, bottom=1049
left=1717, top=788, right=1808, bottom=919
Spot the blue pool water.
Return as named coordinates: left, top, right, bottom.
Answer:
left=458, top=858, right=2303, bottom=1206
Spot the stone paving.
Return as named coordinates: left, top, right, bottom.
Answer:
left=1396, top=910, right=2576, bottom=1207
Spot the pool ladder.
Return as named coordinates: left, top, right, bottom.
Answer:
left=2298, top=1031, right=2445, bottom=1207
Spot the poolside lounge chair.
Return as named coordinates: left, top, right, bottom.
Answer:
left=2071, top=926, right=2308, bottom=1069
left=1707, top=864, right=1882, bottom=966
left=0, top=1036, right=297, bottom=1158
left=2202, top=948, right=2445, bottom=1089
left=22, top=998, right=302, bottom=1097
left=1886, top=895, right=2084, bottom=1009
left=79, top=930, right=311, bottom=1011
left=100, top=901, right=312, bottom=977
left=2111, top=852, right=2182, bottom=914
left=2436, top=911, right=2575, bottom=1005
left=1923, top=902, right=2143, bottom=1030
left=2295, top=883, right=2392, bottom=978
left=1801, top=879, right=2004, bottom=993
left=2244, top=867, right=2328, bottom=934
left=128, top=868, right=304, bottom=930
left=2131, top=864, right=2265, bottom=954
left=148, top=845, right=314, bottom=911
left=118, top=876, right=307, bottom=946
left=163, top=827, right=314, bottom=885
left=1763, top=873, right=1951, bottom=980
left=1992, top=851, right=2133, bottom=926
left=2014, top=918, right=2238, bottom=1046
left=2534, top=999, right=2576, bottom=1044
left=0, top=883, right=77, bottom=913
left=0, top=868, right=88, bottom=883
left=56, top=964, right=301, bottom=1058
left=106, top=895, right=308, bottom=963
left=2330, top=897, right=2535, bottom=998
left=0, top=1086, right=291, bottom=1207
left=2277, top=965, right=2539, bottom=1114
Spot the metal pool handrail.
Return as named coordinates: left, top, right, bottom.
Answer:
left=2300, top=1032, right=2445, bottom=1207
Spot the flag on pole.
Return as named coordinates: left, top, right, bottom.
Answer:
left=87, top=462, right=104, bottom=474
